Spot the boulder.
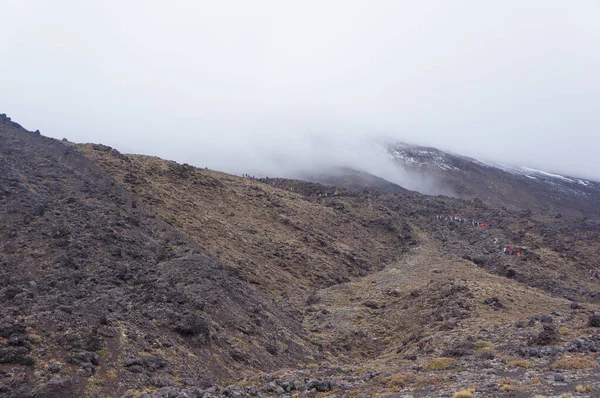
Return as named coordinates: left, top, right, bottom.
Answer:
left=363, top=300, right=379, bottom=309
left=588, top=314, right=600, bottom=327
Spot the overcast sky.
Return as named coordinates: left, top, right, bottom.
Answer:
left=1, top=0, right=599, bottom=182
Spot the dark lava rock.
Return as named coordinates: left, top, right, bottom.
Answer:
left=173, top=314, right=211, bottom=341
left=0, top=347, right=35, bottom=366
left=363, top=300, right=379, bottom=309
left=444, top=340, right=475, bottom=357
left=0, top=321, right=26, bottom=338
left=267, top=381, right=284, bottom=394
left=306, top=379, right=333, bottom=392
left=49, top=363, right=62, bottom=373
left=483, top=297, right=504, bottom=310
left=477, top=350, right=496, bottom=360
left=32, top=376, right=78, bottom=398
left=69, top=351, right=100, bottom=366
left=30, top=250, right=45, bottom=258
left=565, top=335, right=600, bottom=353
left=540, top=315, right=554, bottom=324
left=531, top=324, right=559, bottom=346
left=588, top=314, right=600, bottom=327
left=124, top=356, right=167, bottom=373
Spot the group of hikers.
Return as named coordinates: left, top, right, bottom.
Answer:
left=310, top=191, right=339, bottom=199
left=503, top=246, right=523, bottom=257
left=435, top=214, right=600, bottom=281
left=436, top=215, right=492, bottom=228
left=244, top=173, right=342, bottom=199
left=436, top=214, right=528, bottom=257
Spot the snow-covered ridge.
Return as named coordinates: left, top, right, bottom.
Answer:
left=520, top=167, right=574, bottom=182
left=387, top=142, right=598, bottom=190
left=389, top=146, right=460, bottom=172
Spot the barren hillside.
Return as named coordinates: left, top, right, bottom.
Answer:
left=2, top=114, right=600, bottom=397
left=0, top=116, right=317, bottom=397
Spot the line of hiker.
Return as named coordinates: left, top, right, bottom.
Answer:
left=435, top=215, right=492, bottom=228
left=310, top=191, right=339, bottom=199
left=435, top=215, right=529, bottom=258
left=503, top=246, right=523, bottom=257
left=246, top=175, right=342, bottom=198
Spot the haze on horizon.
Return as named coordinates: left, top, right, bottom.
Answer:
left=1, top=0, right=599, bottom=183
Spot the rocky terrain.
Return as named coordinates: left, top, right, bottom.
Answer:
left=0, top=115, right=317, bottom=397
left=2, top=113, right=600, bottom=397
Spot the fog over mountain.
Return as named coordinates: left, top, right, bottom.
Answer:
left=1, top=1, right=599, bottom=182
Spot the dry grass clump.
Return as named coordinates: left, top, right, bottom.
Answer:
left=498, top=379, right=518, bottom=392
left=552, top=356, right=598, bottom=370
left=412, top=374, right=445, bottom=389
left=507, top=359, right=532, bottom=368
left=453, top=387, right=476, bottom=398
left=425, top=357, right=455, bottom=371
left=559, top=327, right=573, bottom=336
left=476, top=349, right=496, bottom=360
left=105, top=369, right=118, bottom=380
left=575, top=384, right=595, bottom=393
left=386, top=373, right=412, bottom=391
left=526, top=377, right=542, bottom=386
left=474, top=340, right=496, bottom=352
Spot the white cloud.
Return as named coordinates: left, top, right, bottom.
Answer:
left=1, top=0, right=599, bottom=181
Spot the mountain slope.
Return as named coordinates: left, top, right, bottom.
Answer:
left=74, top=144, right=417, bottom=306
left=0, top=115, right=316, bottom=397
left=76, top=138, right=600, bottom=396
left=2, top=113, right=600, bottom=397
left=297, top=167, right=410, bottom=194
left=388, top=142, right=600, bottom=219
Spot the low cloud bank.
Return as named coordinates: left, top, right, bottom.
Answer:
left=178, top=130, right=452, bottom=196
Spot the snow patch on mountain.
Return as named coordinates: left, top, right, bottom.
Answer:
left=387, top=142, right=599, bottom=193
left=521, top=167, right=575, bottom=182
left=389, top=146, right=460, bottom=172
